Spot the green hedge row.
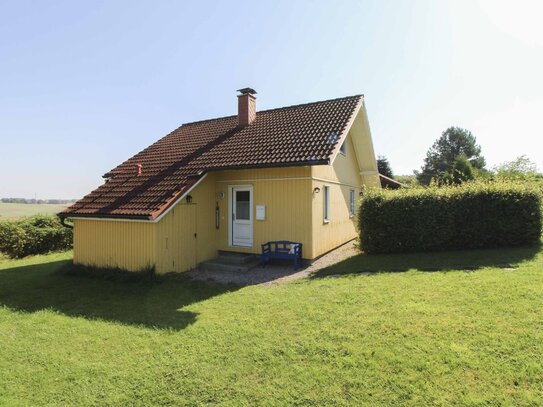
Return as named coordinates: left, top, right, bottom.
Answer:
left=359, top=181, right=542, bottom=254
left=0, top=215, right=72, bottom=258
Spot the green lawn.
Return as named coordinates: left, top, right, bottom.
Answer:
left=0, top=245, right=542, bottom=406
left=0, top=203, right=67, bottom=220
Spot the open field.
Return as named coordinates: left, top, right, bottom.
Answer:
left=0, top=203, right=67, bottom=220
left=0, top=245, right=542, bottom=406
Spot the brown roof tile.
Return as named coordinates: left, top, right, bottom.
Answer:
left=60, top=94, right=362, bottom=219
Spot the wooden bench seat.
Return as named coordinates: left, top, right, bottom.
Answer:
left=261, top=241, right=303, bottom=270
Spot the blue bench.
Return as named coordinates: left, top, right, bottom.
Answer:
left=261, top=241, right=303, bottom=270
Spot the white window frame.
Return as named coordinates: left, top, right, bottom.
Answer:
left=349, top=189, right=355, bottom=217
left=339, top=140, right=346, bottom=155
left=228, top=184, right=254, bottom=247
left=323, top=185, right=330, bottom=223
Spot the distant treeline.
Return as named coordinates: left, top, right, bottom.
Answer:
left=1, top=198, right=77, bottom=204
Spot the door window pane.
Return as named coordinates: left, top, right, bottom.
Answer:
left=236, top=191, right=250, bottom=220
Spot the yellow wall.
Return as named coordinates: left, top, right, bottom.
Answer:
left=310, top=103, right=380, bottom=258
left=72, top=175, right=219, bottom=274
left=350, top=102, right=381, bottom=188
left=214, top=166, right=314, bottom=258
left=154, top=174, right=218, bottom=273
left=311, top=135, right=361, bottom=258
left=314, top=135, right=362, bottom=186
left=72, top=168, right=315, bottom=273
left=310, top=180, right=359, bottom=258
left=73, top=219, right=156, bottom=271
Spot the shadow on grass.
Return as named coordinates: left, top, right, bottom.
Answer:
left=312, top=243, right=542, bottom=279
left=0, top=259, right=239, bottom=330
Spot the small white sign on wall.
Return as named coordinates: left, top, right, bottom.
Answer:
left=256, top=205, right=266, bottom=220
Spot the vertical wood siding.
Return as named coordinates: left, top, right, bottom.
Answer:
left=311, top=135, right=364, bottom=258
left=214, top=167, right=313, bottom=258
left=349, top=103, right=381, bottom=188
left=155, top=174, right=218, bottom=273
left=155, top=204, right=197, bottom=273
left=309, top=105, right=380, bottom=258
left=314, top=134, right=363, bottom=187
left=310, top=179, right=359, bottom=258
left=73, top=219, right=156, bottom=271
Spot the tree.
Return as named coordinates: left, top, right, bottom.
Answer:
left=377, top=155, right=394, bottom=179
left=416, top=127, right=486, bottom=185
left=450, top=154, right=475, bottom=185
left=493, top=155, right=540, bottom=180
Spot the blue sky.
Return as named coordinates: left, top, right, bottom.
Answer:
left=1, top=0, right=542, bottom=199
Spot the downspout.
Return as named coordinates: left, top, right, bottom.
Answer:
left=58, top=215, right=73, bottom=229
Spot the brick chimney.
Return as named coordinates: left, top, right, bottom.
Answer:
left=237, top=88, right=257, bottom=127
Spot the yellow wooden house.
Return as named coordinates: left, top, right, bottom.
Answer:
left=60, top=89, right=380, bottom=273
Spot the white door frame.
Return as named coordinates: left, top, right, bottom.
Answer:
left=228, top=185, right=253, bottom=247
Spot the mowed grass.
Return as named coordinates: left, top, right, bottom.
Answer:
left=1, top=245, right=542, bottom=406
left=0, top=203, right=67, bottom=220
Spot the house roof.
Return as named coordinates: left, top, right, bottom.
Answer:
left=379, top=173, right=405, bottom=189
left=60, top=94, right=363, bottom=220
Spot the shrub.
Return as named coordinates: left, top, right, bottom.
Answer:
left=359, top=181, right=542, bottom=254
left=0, top=215, right=72, bottom=258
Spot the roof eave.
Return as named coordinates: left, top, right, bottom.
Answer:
left=58, top=212, right=153, bottom=221
left=329, top=95, right=364, bottom=165
left=60, top=173, right=210, bottom=223
left=60, top=160, right=329, bottom=221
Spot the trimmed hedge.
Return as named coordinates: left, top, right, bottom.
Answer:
left=0, top=215, right=72, bottom=258
left=359, top=181, right=542, bottom=254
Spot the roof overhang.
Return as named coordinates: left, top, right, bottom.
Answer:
left=59, top=157, right=332, bottom=222
left=60, top=173, right=209, bottom=223
left=329, top=95, right=364, bottom=164
left=379, top=173, right=406, bottom=189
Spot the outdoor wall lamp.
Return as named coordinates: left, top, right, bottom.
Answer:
left=186, top=195, right=193, bottom=203
left=313, top=187, right=321, bottom=194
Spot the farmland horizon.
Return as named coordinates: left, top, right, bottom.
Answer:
left=1, top=197, right=78, bottom=203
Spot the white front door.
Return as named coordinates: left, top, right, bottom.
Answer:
left=231, top=186, right=253, bottom=247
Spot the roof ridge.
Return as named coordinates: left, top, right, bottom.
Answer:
left=257, top=94, right=363, bottom=115
left=180, top=94, right=363, bottom=127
